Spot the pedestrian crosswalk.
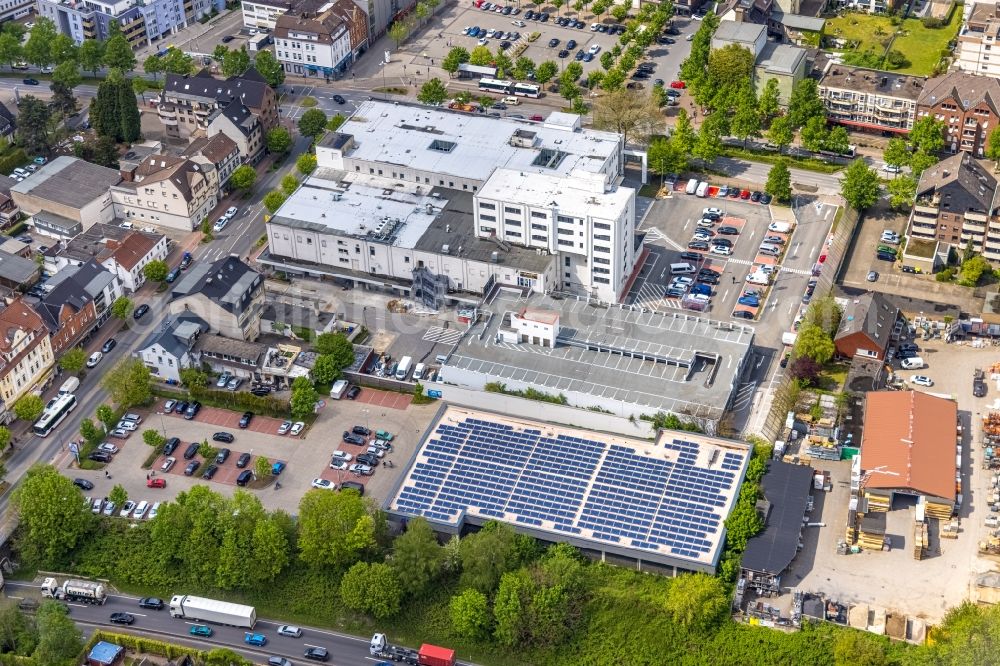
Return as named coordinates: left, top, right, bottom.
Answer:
left=641, top=227, right=682, bottom=251
left=423, top=326, right=463, bottom=345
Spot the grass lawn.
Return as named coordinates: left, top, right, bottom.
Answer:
left=824, top=10, right=960, bottom=76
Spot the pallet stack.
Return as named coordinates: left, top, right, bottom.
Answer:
left=941, top=520, right=960, bottom=539
left=926, top=500, right=954, bottom=520
left=859, top=513, right=888, bottom=551
left=913, top=521, right=928, bottom=560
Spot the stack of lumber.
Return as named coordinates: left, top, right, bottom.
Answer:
left=913, top=521, right=928, bottom=559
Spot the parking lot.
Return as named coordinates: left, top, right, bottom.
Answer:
left=628, top=188, right=782, bottom=322
left=63, top=393, right=438, bottom=515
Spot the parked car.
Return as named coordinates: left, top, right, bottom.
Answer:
left=73, top=478, right=94, bottom=491
left=237, top=452, right=252, bottom=468
left=183, top=441, right=201, bottom=460
left=216, top=448, right=230, bottom=464
left=98, top=442, right=118, bottom=455
left=163, top=438, right=180, bottom=456
left=86, top=351, right=103, bottom=368
left=202, top=464, right=219, bottom=480
left=911, top=375, right=934, bottom=387
left=352, top=425, right=371, bottom=437
left=184, top=460, right=201, bottom=476
left=216, top=372, right=232, bottom=388
left=343, top=432, right=365, bottom=445
left=147, top=477, right=166, bottom=488
left=331, top=450, right=353, bottom=463
left=101, top=338, right=117, bottom=353
left=226, top=377, right=243, bottom=391
left=349, top=463, right=373, bottom=476
left=238, top=411, right=253, bottom=428
left=311, top=478, right=335, bottom=490
left=290, top=421, right=305, bottom=436
left=213, top=432, right=235, bottom=444
left=88, top=451, right=112, bottom=463
left=163, top=399, right=176, bottom=414
left=133, top=304, right=149, bottom=319
left=278, top=420, right=292, bottom=435
left=346, top=385, right=361, bottom=399
left=119, top=500, right=136, bottom=517
left=184, top=401, right=201, bottom=420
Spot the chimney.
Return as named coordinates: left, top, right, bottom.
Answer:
left=120, top=165, right=137, bottom=182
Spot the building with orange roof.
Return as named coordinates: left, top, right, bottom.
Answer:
left=860, top=391, right=959, bottom=512
left=0, top=299, right=54, bottom=416
left=100, top=231, right=169, bottom=293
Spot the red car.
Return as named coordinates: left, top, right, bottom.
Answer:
left=147, top=477, right=166, bottom=488
left=530, top=114, right=544, bottom=121
left=740, top=189, right=751, bottom=200
left=669, top=80, right=686, bottom=89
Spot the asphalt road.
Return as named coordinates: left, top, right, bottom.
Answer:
left=4, top=581, right=386, bottom=665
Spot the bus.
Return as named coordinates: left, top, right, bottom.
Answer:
left=478, top=78, right=513, bottom=94
left=33, top=393, right=77, bottom=438
left=511, top=82, right=541, bottom=98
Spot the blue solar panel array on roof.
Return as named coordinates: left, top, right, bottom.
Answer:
left=393, top=416, right=744, bottom=561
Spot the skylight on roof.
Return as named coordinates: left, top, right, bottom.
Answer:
left=428, top=139, right=457, bottom=153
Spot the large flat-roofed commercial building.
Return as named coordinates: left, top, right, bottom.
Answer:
left=475, top=169, right=636, bottom=303
left=317, top=101, right=625, bottom=193
left=386, top=405, right=751, bottom=573
left=819, top=64, right=926, bottom=135
left=439, top=292, right=755, bottom=431
left=11, top=157, right=121, bottom=239
left=261, top=173, right=557, bottom=306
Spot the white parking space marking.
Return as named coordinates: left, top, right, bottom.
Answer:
left=423, top=327, right=463, bottom=345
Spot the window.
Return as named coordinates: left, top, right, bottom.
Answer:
left=593, top=267, right=610, bottom=274
left=504, top=206, right=520, bottom=214
left=480, top=202, right=496, bottom=210
left=558, top=238, right=573, bottom=246
left=531, top=223, right=547, bottom=231
left=594, top=257, right=610, bottom=265
left=594, top=246, right=610, bottom=253
left=557, top=215, right=575, bottom=224
left=531, top=211, right=547, bottom=219
left=594, top=234, right=610, bottom=241
left=594, top=277, right=610, bottom=284
left=564, top=256, right=571, bottom=267
left=557, top=227, right=573, bottom=235
left=504, top=218, right=519, bottom=226
left=506, top=231, right=522, bottom=238
left=481, top=214, right=496, bottom=222
left=531, top=234, right=546, bottom=242
left=594, top=222, right=611, bottom=230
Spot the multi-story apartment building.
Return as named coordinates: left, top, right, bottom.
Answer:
left=0, top=0, right=34, bottom=24
left=100, top=230, right=170, bottom=292
left=44, top=259, right=124, bottom=327
left=908, top=152, right=1000, bottom=261
left=241, top=0, right=292, bottom=29
left=916, top=71, right=1000, bottom=157
left=0, top=299, right=54, bottom=413
left=183, top=133, right=241, bottom=190
left=818, top=63, right=926, bottom=135
left=111, top=154, right=220, bottom=232
left=204, top=101, right=264, bottom=164
left=34, top=274, right=98, bottom=355
left=957, top=2, right=1000, bottom=78
left=169, top=257, right=265, bottom=341
left=273, top=0, right=359, bottom=78
left=157, top=69, right=278, bottom=141
left=38, top=0, right=222, bottom=48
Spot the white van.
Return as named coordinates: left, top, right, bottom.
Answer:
left=502, top=95, right=519, bottom=106
left=685, top=178, right=698, bottom=194
left=413, top=363, right=426, bottom=381
left=695, top=181, right=709, bottom=197
left=58, top=377, right=80, bottom=396
left=670, top=262, right=696, bottom=275
left=395, top=356, right=413, bottom=381
left=330, top=379, right=348, bottom=399
left=768, top=221, right=792, bottom=233
left=900, top=357, right=925, bottom=370
left=746, top=272, right=771, bottom=286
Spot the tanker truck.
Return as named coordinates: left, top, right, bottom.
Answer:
left=41, top=577, right=106, bottom=604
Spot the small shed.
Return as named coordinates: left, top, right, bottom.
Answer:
left=87, top=640, right=124, bottom=666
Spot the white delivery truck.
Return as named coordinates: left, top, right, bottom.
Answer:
left=330, top=379, right=349, bottom=399
left=58, top=377, right=80, bottom=396
left=169, top=594, right=256, bottom=628
left=695, top=181, right=709, bottom=197
left=395, top=356, right=413, bottom=381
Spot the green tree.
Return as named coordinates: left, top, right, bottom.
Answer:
left=79, top=418, right=103, bottom=448
left=0, top=33, right=22, bottom=70
left=254, top=454, right=272, bottom=480
left=267, top=127, right=292, bottom=154
left=142, top=429, right=165, bottom=450
left=50, top=34, right=76, bottom=65
left=0, top=426, right=11, bottom=454
left=469, top=45, right=494, bottom=67
left=298, top=488, right=379, bottom=568
left=730, top=92, right=760, bottom=148
left=987, top=127, right=1000, bottom=171
left=281, top=174, right=299, bottom=196
left=103, top=34, right=136, bottom=72
left=230, top=164, right=257, bottom=192
left=13, top=394, right=44, bottom=422
left=16, top=96, right=53, bottom=155
left=459, top=522, right=522, bottom=593
left=388, top=21, right=409, bottom=48
left=441, top=47, right=470, bottom=76
left=24, top=18, right=56, bottom=67
left=766, top=115, right=794, bottom=153
left=592, top=87, right=661, bottom=146
left=0, top=604, right=36, bottom=656
left=825, top=125, right=851, bottom=156
left=111, top=295, right=133, bottom=320
left=315, top=332, right=355, bottom=366
left=909, top=115, right=945, bottom=154
left=142, top=259, right=169, bottom=283
left=840, top=158, right=880, bottom=211
left=766, top=160, right=792, bottom=203
left=795, top=323, right=836, bottom=364
left=800, top=115, right=828, bottom=152
left=298, top=108, right=328, bottom=140
left=51, top=61, right=82, bottom=110
left=132, top=77, right=149, bottom=103
left=101, top=358, right=152, bottom=409
left=418, top=77, right=449, bottom=105
left=535, top=60, right=558, bottom=85
left=203, top=649, right=254, bottom=666
left=179, top=367, right=208, bottom=388
left=450, top=588, right=491, bottom=639
left=787, top=78, right=825, bottom=129
left=909, top=149, right=938, bottom=177
left=142, top=53, right=163, bottom=81
left=12, top=465, right=94, bottom=565
left=58, top=347, right=87, bottom=374
left=678, top=11, right=716, bottom=91
left=883, top=136, right=911, bottom=169
left=161, top=47, right=193, bottom=74
left=108, top=484, right=128, bottom=508
left=663, top=573, right=727, bottom=632
left=296, top=153, right=317, bottom=175
left=96, top=404, right=117, bottom=431
left=340, top=562, right=402, bottom=619
left=289, top=375, right=319, bottom=420
left=327, top=114, right=346, bottom=131
left=513, top=56, right=535, bottom=80
left=78, top=39, right=104, bottom=76
left=959, top=255, right=992, bottom=287
left=253, top=49, right=285, bottom=87
left=222, top=46, right=250, bottom=77
left=601, top=68, right=626, bottom=91
left=693, top=113, right=724, bottom=165
left=390, top=517, right=443, bottom=596
left=263, top=190, right=288, bottom=213
left=647, top=137, right=688, bottom=178
left=758, top=78, right=780, bottom=124
left=311, top=355, right=338, bottom=384
left=34, top=600, right=82, bottom=666
left=887, top=174, right=917, bottom=211
left=493, top=569, right=532, bottom=646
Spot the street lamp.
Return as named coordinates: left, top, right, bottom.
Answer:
left=378, top=61, right=388, bottom=100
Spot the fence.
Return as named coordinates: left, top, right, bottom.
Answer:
left=344, top=371, right=415, bottom=395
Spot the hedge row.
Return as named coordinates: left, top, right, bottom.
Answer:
left=88, top=631, right=198, bottom=660
left=153, top=385, right=291, bottom=419
left=0, top=149, right=28, bottom=176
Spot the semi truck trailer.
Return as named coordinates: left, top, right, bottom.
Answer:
left=41, top=577, right=106, bottom=604
left=370, top=634, right=456, bottom=666
left=169, top=594, right=256, bottom=628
